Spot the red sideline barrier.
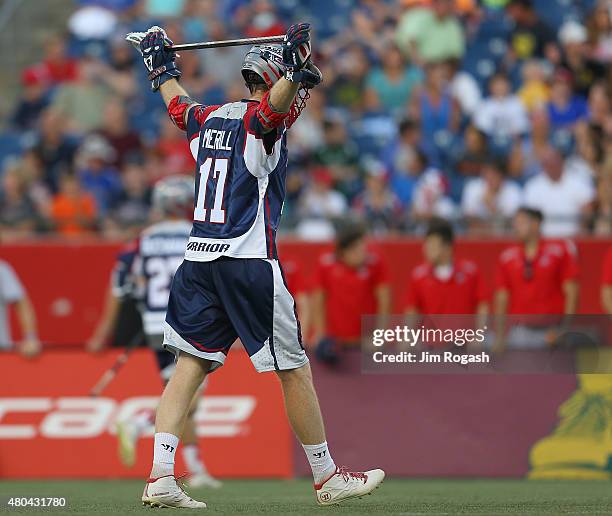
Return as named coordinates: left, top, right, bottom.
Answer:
left=0, top=349, right=292, bottom=479
left=295, top=354, right=578, bottom=478
left=0, top=239, right=609, bottom=346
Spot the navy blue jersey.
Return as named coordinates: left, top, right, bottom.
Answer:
left=182, top=100, right=288, bottom=262
left=112, top=220, right=191, bottom=335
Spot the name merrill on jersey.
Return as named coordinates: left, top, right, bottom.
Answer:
left=140, top=236, right=189, bottom=256
left=202, top=128, right=232, bottom=151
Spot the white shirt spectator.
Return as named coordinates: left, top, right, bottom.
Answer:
left=461, top=178, right=522, bottom=218
left=523, top=170, right=595, bottom=237
left=450, top=71, right=482, bottom=117
left=474, top=95, right=530, bottom=140
left=0, top=260, right=25, bottom=349
left=296, top=187, right=348, bottom=241
left=412, top=168, right=456, bottom=219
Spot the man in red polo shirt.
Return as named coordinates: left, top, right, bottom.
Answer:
left=404, top=218, right=488, bottom=316
left=312, top=223, right=390, bottom=363
left=282, top=259, right=311, bottom=343
left=602, top=247, right=612, bottom=314
left=494, top=207, right=579, bottom=348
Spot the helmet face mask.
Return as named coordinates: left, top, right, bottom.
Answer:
left=241, top=44, right=285, bottom=90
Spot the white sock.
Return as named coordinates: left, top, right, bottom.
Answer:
left=182, top=444, right=206, bottom=475
left=302, top=441, right=336, bottom=485
left=151, top=432, right=179, bottom=478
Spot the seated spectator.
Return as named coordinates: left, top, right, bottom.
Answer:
left=546, top=69, right=588, bottom=129
left=314, top=117, right=361, bottom=201
left=11, top=68, right=51, bottom=131
left=505, top=0, right=557, bottom=62
left=404, top=217, right=488, bottom=315
left=474, top=73, right=530, bottom=145
left=200, top=21, right=249, bottom=91
left=587, top=80, right=611, bottom=132
left=287, top=89, right=325, bottom=156
left=461, top=161, right=522, bottom=233
left=411, top=161, right=456, bottom=223
left=181, top=0, right=213, bottom=43
left=312, top=221, right=390, bottom=363
left=33, top=34, right=78, bottom=85
left=105, top=158, right=152, bottom=238
left=365, top=43, right=423, bottom=115
left=447, top=58, right=481, bottom=118
left=76, top=135, right=122, bottom=214
left=587, top=167, right=612, bottom=235
left=327, top=44, right=373, bottom=113
left=52, top=54, right=114, bottom=133
left=296, top=167, right=348, bottom=241
left=587, top=0, right=612, bottom=64
left=103, top=36, right=138, bottom=99
left=387, top=129, right=428, bottom=207
left=97, top=100, right=143, bottom=168
left=50, top=172, right=98, bottom=236
left=508, top=109, right=551, bottom=180
left=517, top=59, right=550, bottom=113
left=30, top=109, right=79, bottom=192
left=411, top=61, right=460, bottom=152
left=352, top=161, right=403, bottom=235
left=523, top=146, right=595, bottom=237
left=242, top=0, right=285, bottom=38
left=0, top=163, right=41, bottom=239
left=558, top=20, right=605, bottom=97
left=565, top=122, right=602, bottom=183
left=454, top=124, right=491, bottom=178
left=396, top=0, right=465, bottom=64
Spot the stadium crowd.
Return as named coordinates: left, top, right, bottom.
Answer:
left=1, top=0, right=612, bottom=240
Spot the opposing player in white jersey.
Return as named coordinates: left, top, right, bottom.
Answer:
left=88, top=176, right=220, bottom=489
left=133, top=24, right=385, bottom=508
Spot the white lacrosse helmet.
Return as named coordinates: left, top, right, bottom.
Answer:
left=152, top=175, right=194, bottom=217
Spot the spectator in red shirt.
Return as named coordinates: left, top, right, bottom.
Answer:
left=282, top=259, right=311, bottom=345
left=494, top=207, right=580, bottom=348
left=36, top=34, right=78, bottom=84
left=312, top=223, right=390, bottom=363
left=601, top=247, right=612, bottom=314
left=405, top=217, right=488, bottom=316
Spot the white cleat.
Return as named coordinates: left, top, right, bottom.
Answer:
left=315, top=466, right=385, bottom=506
left=187, top=472, right=223, bottom=489
left=142, top=475, right=207, bottom=508
left=116, top=420, right=139, bottom=467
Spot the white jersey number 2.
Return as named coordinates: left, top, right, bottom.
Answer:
left=145, top=256, right=183, bottom=309
left=194, top=158, right=228, bottom=224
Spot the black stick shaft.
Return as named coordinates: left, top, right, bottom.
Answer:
left=171, top=35, right=284, bottom=51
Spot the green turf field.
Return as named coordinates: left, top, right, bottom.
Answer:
left=0, top=479, right=611, bottom=515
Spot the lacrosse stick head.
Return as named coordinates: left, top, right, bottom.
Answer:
left=125, top=31, right=146, bottom=53
left=286, top=63, right=322, bottom=129
left=125, top=26, right=169, bottom=54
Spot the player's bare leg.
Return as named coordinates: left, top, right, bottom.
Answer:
left=277, top=363, right=385, bottom=505
left=182, top=392, right=222, bottom=489
left=142, top=352, right=210, bottom=508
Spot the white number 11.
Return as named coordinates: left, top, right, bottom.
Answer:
left=194, top=158, right=228, bottom=223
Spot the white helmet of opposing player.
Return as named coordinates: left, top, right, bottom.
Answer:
left=152, top=175, right=194, bottom=217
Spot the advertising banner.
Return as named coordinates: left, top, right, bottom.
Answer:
left=0, top=350, right=292, bottom=479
